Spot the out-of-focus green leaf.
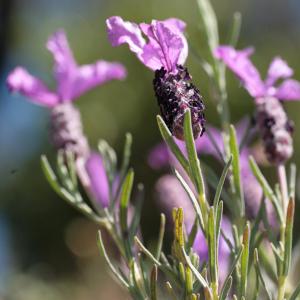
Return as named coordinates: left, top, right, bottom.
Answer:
left=157, top=115, right=189, bottom=174
left=240, top=223, right=250, bottom=298
left=150, top=265, right=158, bottom=300
left=249, top=156, right=283, bottom=223
left=229, top=124, right=245, bottom=216
left=283, top=198, right=295, bottom=276
left=213, top=156, right=232, bottom=209
left=254, top=249, right=272, bottom=300
left=174, top=169, right=204, bottom=231
left=97, top=231, right=129, bottom=289
left=227, top=12, right=242, bottom=46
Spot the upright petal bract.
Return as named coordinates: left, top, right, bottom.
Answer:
left=214, top=46, right=265, bottom=98
left=47, top=30, right=77, bottom=101
left=265, top=57, right=293, bottom=87
left=275, top=79, right=300, bottom=101
left=106, top=16, right=145, bottom=55
left=71, top=61, right=127, bottom=99
left=6, top=67, right=58, bottom=107
left=106, top=16, right=188, bottom=72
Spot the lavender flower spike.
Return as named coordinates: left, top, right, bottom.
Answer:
left=214, top=46, right=300, bottom=165
left=7, top=29, right=126, bottom=209
left=107, top=16, right=205, bottom=140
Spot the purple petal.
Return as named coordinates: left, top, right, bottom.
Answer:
left=106, top=16, right=146, bottom=55
left=140, top=20, right=187, bottom=72
left=85, top=153, right=110, bottom=208
left=106, top=16, right=187, bottom=72
left=71, top=61, right=127, bottom=99
left=214, top=46, right=266, bottom=98
left=6, top=67, right=58, bottom=107
left=275, top=79, right=300, bottom=101
left=46, top=30, right=78, bottom=101
left=265, top=57, right=293, bottom=87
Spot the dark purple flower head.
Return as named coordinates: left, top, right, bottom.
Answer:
left=106, top=17, right=205, bottom=140
left=7, top=29, right=127, bottom=107
left=214, top=46, right=300, bottom=164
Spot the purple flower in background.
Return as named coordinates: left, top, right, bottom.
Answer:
left=214, top=46, right=300, bottom=165
left=106, top=16, right=205, bottom=140
left=155, top=174, right=232, bottom=282
left=7, top=30, right=127, bottom=107
left=7, top=30, right=126, bottom=209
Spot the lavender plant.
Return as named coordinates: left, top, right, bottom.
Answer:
left=6, top=0, right=300, bottom=299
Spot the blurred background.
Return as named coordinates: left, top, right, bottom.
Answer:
left=1, top=0, right=300, bottom=299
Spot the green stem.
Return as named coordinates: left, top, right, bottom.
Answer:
left=277, top=276, right=287, bottom=300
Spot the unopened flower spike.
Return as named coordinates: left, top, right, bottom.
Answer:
left=7, top=29, right=127, bottom=208
left=214, top=46, right=300, bottom=165
left=106, top=16, right=205, bottom=140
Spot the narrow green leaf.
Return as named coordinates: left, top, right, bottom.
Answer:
left=174, top=169, right=204, bottom=231
left=219, top=276, right=232, bottom=300
left=240, top=222, right=250, bottom=298
left=166, top=282, right=178, bottom=300
left=254, top=249, right=272, bottom=300
left=213, top=156, right=232, bottom=209
left=215, top=201, right=223, bottom=266
left=249, top=156, right=284, bottom=223
left=155, top=213, right=166, bottom=260
left=186, top=267, right=193, bottom=297
left=120, top=133, right=132, bottom=177
left=227, top=12, right=242, bottom=46
left=187, top=218, right=198, bottom=249
left=129, top=183, right=144, bottom=242
left=196, top=0, right=219, bottom=53
left=220, top=246, right=244, bottom=299
left=156, top=115, right=189, bottom=174
left=181, top=246, right=208, bottom=288
left=120, top=169, right=134, bottom=259
left=183, top=109, right=206, bottom=198
left=150, top=265, right=158, bottom=300
left=283, top=198, right=295, bottom=276
left=97, top=231, right=129, bottom=289
left=208, top=207, right=217, bottom=284
left=229, top=124, right=245, bottom=216
left=289, top=281, right=300, bottom=300
left=120, top=169, right=134, bottom=232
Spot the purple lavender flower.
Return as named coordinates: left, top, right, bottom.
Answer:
left=155, top=174, right=232, bottom=282
left=149, top=119, right=277, bottom=226
left=106, top=16, right=205, bottom=140
left=214, top=46, right=300, bottom=165
left=7, top=30, right=126, bottom=208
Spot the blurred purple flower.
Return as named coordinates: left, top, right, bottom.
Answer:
left=214, top=46, right=300, bottom=100
left=7, top=30, right=127, bottom=106
left=106, top=16, right=205, bottom=140
left=155, top=174, right=232, bottom=282
left=84, top=153, right=110, bottom=208
left=6, top=29, right=126, bottom=209
left=214, top=46, right=300, bottom=165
